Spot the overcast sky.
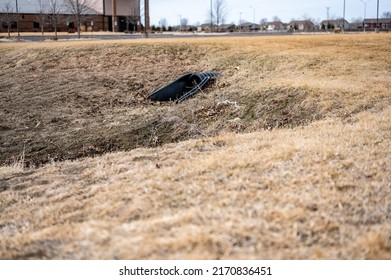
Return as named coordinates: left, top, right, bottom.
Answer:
left=149, top=0, right=391, bottom=26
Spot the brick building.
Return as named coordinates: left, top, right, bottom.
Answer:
left=0, top=0, right=140, bottom=33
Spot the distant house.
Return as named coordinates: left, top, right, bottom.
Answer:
left=363, top=18, right=391, bottom=30
left=237, top=22, right=260, bottom=32
left=171, top=25, right=178, bottom=31
left=349, top=22, right=364, bottom=30
left=186, top=25, right=197, bottom=32
left=238, top=22, right=251, bottom=32
left=320, top=19, right=350, bottom=30
left=288, top=20, right=317, bottom=32
left=261, top=21, right=287, bottom=31
left=172, top=25, right=196, bottom=32
left=199, top=23, right=218, bottom=32
left=218, top=24, right=236, bottom=32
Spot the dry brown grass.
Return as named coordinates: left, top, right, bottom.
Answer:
left=1, top=35, right=390, bottom=165
left=0, top=34, right=390, bottom=259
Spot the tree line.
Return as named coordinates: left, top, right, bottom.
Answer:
left=157, top=0, right=391, bottom=31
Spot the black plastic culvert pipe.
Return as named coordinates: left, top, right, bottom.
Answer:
left=148, top=72, right=220, bottom=103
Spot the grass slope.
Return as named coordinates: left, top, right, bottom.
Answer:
left=0, top=34, right=390, bottom=259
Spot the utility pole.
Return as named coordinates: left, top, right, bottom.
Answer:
left=361, top=0, right=369, bottom=32
left=144, top=0, right=150, bottom=37
left=210, top=0, right=213, bottom=33
left=342, top=0, right=346, bottom=31
left=376, top=0, right=379, bottom=31
left=239, top=12, right=242, bottom=32
left=15, top=0, right=20, bottom=36
left=250, top=6, right=259, bottom=32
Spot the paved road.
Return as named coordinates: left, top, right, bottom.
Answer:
left=1, top=32, right=293, bottom=42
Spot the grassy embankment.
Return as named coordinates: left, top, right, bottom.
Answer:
left=0, top=34, right=390, bottom=259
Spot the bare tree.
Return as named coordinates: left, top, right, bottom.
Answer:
left=302, top=13, right=319, bottom=25
left=259, top=18, right=267, bottom=25
left=302, top=13, right=313, bottom=21
left=207, top=0, right=228, bottom=27
left=160, top=18, right=167, bottom=30
left=126, top=0, right=140, bottom=32
left=214, top=0, right=227, bottom=26
left=63, top=0, right=98, bottom=38
left=0, top=1, right=17, bottom=37
left=180, top=17, right=188, bottom=31
left=382, top=11, right=391, bottom=18
left=47, top=0, right=63, bottom=40
left=35, top=0, right=48, bottom=35
left=272, top=16, right=281, bottom=22
left=351, top=17, right=363, bottom=23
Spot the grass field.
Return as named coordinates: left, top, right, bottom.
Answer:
left=0, top=34, right=390, bottom=259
